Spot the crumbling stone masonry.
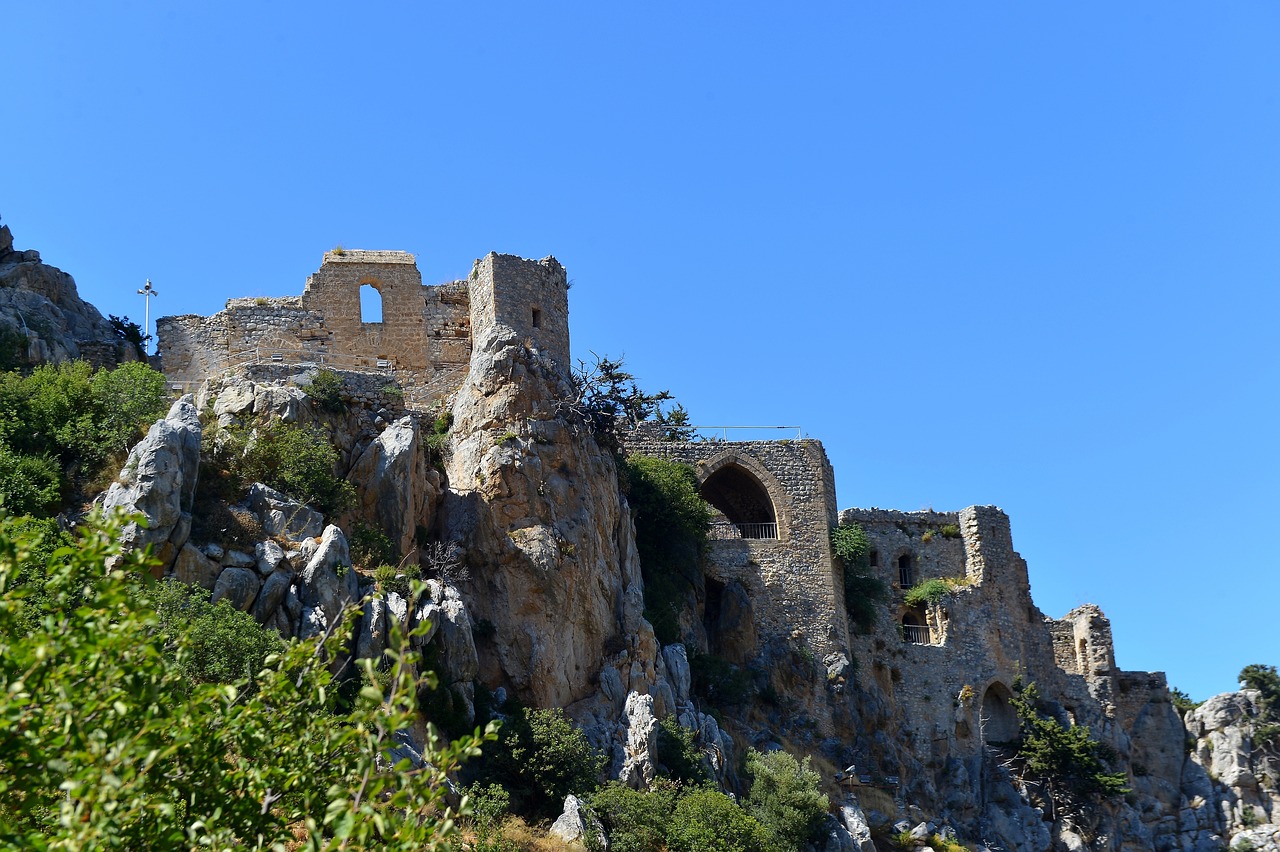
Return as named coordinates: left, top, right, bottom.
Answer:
left=158, top=250, right=568, bottom=410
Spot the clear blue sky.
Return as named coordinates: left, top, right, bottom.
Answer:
left=4, top=3, right=1277, bottom=701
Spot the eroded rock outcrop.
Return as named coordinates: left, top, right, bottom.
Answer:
left=0, top=217, right=140, bottom=368
left=101, top=396, right=202, bottom=573
left=346, top=414, right=441, bottom=563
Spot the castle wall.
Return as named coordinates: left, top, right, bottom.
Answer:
left=623, top=436, right=849, bottom=664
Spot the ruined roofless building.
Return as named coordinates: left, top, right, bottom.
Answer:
left=156, top=249, right=570, bottom=408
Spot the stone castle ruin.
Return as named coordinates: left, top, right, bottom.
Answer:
left=159, top=249, right=569, bottom=408
left=154, top=246, right=1259, bottom=850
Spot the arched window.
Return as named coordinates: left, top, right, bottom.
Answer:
left=701, top=464, right=777, bottom=539
left=360, top=283, right=383, bottom=323
left=980, top=683, right=1020, bottom=744
left=898, top=553, right=914, bottom=587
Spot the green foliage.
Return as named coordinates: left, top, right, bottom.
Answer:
left=0, top=324, right=26, bottom=372
left=690, top=652, right=754, bottom=707
left=308, top=368, right=347, bottom=413
left=1010, top=681, right=1129, bottom=819
left=1171, top=687, right=1203, bottom=714
left=656, top=717, right=709, bottom=784
left=939, top=523, right=961, bottom=539
left=210, top=420, right=355, bottom=516
left=831, top=521, right=887, bottom=633
left=149, top=579, right=286, bottom=691
left=108, top=314, right=148, bottom=355
left=463, top=783, right=516, bottom=851
left=0, top=445, right=62, bottom=516
left=0, top=509, right=493, bottom=849
left=904, top=578, right=950, bottom=607
left=1241, top=664, right=1280, bottom=715
left=744, top=749, right=830, bottom=852
left=656, top=403, right=696, bottom=441
left=565, top=354, right=675, bottom=453
left=667, top=787, right=770, bottom=852
left=591, top=780, right=678, bottom=852
left=624, top=454, right=711, bottom=645
left=0, top=361, right=168, bottom=511
left=476, top=706, right=605, bottom=820
left=350, top=521, right=399, bottom=571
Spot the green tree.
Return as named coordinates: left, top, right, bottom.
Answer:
left=561, top=354, right=674, bottom=453
left=0, top=509, right=492, bottom=849
left=624, top=454, right=711, bottom=645
left=591, top=780, right=678, bottom=852
left=744, top=749, right=830, bottom=852
left=666, top=787, right=770, bottom=852
left=476, top=706, right=605, bottom=820
left=89, top=360, right=168, bottom=456
left=1009, top=681, right=1128, bottom=821
left=209, top=419, right=356, bottom=516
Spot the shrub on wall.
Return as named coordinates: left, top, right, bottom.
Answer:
left=830, top=521, right=887, bottom=633
left=624, top=454, right=710, bottom=645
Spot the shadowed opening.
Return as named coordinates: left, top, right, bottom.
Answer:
left=981, top=682, right=1020, bottom=744
left=701, top=464, right=777, bottom=539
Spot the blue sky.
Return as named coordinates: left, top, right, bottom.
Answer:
left=4, top=2, right=1277, bottom=701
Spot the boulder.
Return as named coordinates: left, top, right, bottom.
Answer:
left=549, top=795, right=608, bottom=851
left=356, top=595, right=389, bottom=661
left=252, top=569, right=293, bottom=624
left=255, top=539, right=287, bottom=576
left=296, top=524, right=356, bottom=625
left=246, top=482, right=325, bottom=541
left=171, top=542, right=221, bottom=590
left=101, top=396, right=202, bottom=573
left=210, top=566, right=260, bottom=612
left=616, top=691, right=658, bottom=789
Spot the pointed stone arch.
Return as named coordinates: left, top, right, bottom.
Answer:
left=696, top=450, right=790, bottom=539
left=980, top=680, right=1020, bottom=744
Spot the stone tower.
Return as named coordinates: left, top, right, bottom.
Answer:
left=468, top=252, right=570, bottom=372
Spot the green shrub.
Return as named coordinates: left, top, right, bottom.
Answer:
left=744, top=749, right=830, bottom=852
left=904, top=578, right=951, bottom=607
left=667, top=787, right=769, bottom=852
left=149, top=580, right=286, bottom=692
left=689, top=652, right=754, bottom=707
left=218, top=420, right=355, bottom=516
left=656, top=717, right=709, bottom=784
left=1170, top=687, right=1202, bottom=714
left=831, top=521, right=886, bottom=632
left=939, top=523, right=961, bottom=539
left=477, top=706, right=605, bottom=819
left=624, top=454, right=710, bottom=645
left=591, top=780, right=677, bottom=852
left=0, top=510, right=493, bottom=848
left=350, top=521, right=399, bottom=571
left=0, top=361, right=167, bottom=506
left=0, top=445, right=62, bottom=516
left=308, top=368, right=346, bottom=413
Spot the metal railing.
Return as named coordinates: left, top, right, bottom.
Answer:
left=709, top=521, right=779, bottom=541
left=224, top=346, right=397, bottom=374
left=901, top=624, right=932, bottom=645
left=689, top=425, right=803, bottom=441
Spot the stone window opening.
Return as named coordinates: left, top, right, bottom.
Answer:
left=1077, top=637, right=1088, bottom=674
left=359, top=283, right=384, bottom=324
left=531, top=307, right=542, bottom=328
left=701, top=463, right=778, bottom=540
left=898, top=553, right=914, bottom=587
left=869, top=549, right=879, bottom=568
left=900, top=607, right=929, bottom=645
left=980, top=683, right=1020, bottom=745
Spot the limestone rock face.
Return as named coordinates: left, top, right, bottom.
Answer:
left=549, top=795, right=608, bottom=851
left=346, top=414, right=440, bottom=562
left=246, top=483, right=325, bottom=541
left=172, top=542, right=221, bottom=590
left=442, top=320, right=654, bottom=711
left=1186, top=690, right=1280, bottom=835
left=0, top=219, right=140, bottom=368
left=297, top=525, right=357, bottom=625
left=101, top=396, right=202, bottom=572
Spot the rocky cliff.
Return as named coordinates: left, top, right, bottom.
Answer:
left=0, top=218, right=140, bottom=368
